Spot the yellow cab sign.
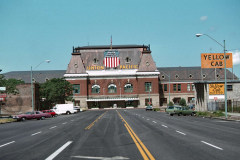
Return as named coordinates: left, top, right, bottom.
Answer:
left=209, top=84, right=224, bottom=95
left=201, top=53, right=232, bottom=68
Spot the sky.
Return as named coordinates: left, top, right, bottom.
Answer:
left=0, top=0, right=240, bottom=77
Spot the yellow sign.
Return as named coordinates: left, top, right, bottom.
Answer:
left=209, top=84, right=224, bottom=95
left=201, top=53, right=232, bottom=68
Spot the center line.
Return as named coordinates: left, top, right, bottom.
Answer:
left=152, top=121, right=157, bottom=123
left=0, top=141, right=15, bottom=148
left=49, top=126, right=57, bottom=129
left=176, top=130, right=186, bottom=135
left=201, top=141, right=223, bottom=150
left=162, top=124, right=168, bottom=128
left=31, top=131, right=42, bottom=136
left=62, top=122, right=67, bottom=124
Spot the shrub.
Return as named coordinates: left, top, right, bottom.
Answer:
left=168, top=101, right=174, bottom=106
left=179, top=98, right=187, bottom=106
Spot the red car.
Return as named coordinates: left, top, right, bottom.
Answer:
left=12, top=111, right=51, bottom=121
left=42, top=110, right=57, bottom=117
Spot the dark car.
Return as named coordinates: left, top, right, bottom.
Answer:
left=146, top=105, right=153, bottom=111
left=12, top=111, right=51, bottom=121
left=42, top=110, right=57, bottom=117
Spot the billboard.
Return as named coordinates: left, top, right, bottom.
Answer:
left=209, top=84, right=224, bottom=95
left=201, top=53, right=232, bottom=68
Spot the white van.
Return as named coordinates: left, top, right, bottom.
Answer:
left=52, top=104, right=76, bottom=115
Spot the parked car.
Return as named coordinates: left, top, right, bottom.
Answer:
left=146, top=105, right=153, bottom=111
left=165, top=105, right=182, bottom=116
left=12, top=111, right=51, bottom=121
left=177, top=106, right=197, bottom=116
left=42, top=110, right=57, bottom=117
left=73, top=106, right=81, bottom=112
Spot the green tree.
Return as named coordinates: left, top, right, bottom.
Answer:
left=179, top=98, right=187, bottom=106
left=0, top=76, right=24, bottom=94
left=168, top=101, right=174, bottom=106
left=39, top=78, right=73, bottom=109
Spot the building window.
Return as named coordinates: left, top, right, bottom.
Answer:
left=187, top=84, right=191, bottom=91
left=164, top=84, right=167, bottom=92
left=178, top=84, right=181, bottom=91
left=145, top=98, right=152, bottom=106
left=124, top=83, right=133, bottom=93
left=93, top=58, right=98, bottom=64
left=108, top=84, right=117, bottom=93
left=173, top=84, right=177, bottom=91
left=125, top=57, right=131, bottom=63
left=73, top=84, right=80, bottom=94
left=145, top=82, right=152, bottom=92
left=92, top=84, right=100, bottom=93
left=227, top=85, right=233, bottom=91
left=192, top=84, right=195, bottom=91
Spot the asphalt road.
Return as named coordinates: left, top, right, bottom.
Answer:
left=0, top=109, right=239, bottom=160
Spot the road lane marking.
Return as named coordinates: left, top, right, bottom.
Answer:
left=201, top=141, right=223, bottom=150
left=161, top=125, right=168, bottom=128
left=49, top=126, right=57, bottom=129
left=31, top=131, right=42, bottom=136
left=72, top=155, right=129, bottom=159
left=117, top=111, right=155, bottom=160
left=62, top=122, right=67, bottom=124
left=152, top=121, right=157, bottom=123
left=85, top=111, right=108, bottom=130
left=45, top=141, right=72, bottom=160
left=0, top=141, right=15, bottom=148
left=176, top=130, right=186, bottom=136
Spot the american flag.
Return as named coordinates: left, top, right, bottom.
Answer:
left=103, top=56, right=120, bottom=68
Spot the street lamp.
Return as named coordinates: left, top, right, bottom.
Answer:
left=196, top=33, right=227, bottom=119
left=31, top=60, right=51, bottom=112
left=160, top=71, right=171, bottom=105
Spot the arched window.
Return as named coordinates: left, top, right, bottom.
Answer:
left=124, top=83, right=133, bottom=93
left=108, top=84, right=117, bottom=93
left=92, top=85, right=100, bottom=94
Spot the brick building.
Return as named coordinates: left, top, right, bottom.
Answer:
left=64, top=45, right=160, bottom=109
left=158, top=66, right=239, bottom=107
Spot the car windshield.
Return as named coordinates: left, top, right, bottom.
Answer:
left=168, top=106, right=174, bottom=109
left=25, top=112, right=32, bottom=115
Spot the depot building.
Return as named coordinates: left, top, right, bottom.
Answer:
left=64, top=45, right=160, bottom=109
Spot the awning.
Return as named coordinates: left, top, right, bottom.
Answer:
left=86, top=97, right=139, bottom=102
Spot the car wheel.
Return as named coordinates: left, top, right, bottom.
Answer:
left=21, top=117, right=26, bottom=121
left=170, top=114, right=173, bottom=116
left=41, top=117, right=45, bottom=120
left=66, top=111, right=70, bottom=115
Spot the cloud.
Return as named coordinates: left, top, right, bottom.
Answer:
left=200, top=16, right=208, bottom=21
left=232, top=50, right=240, bottom=65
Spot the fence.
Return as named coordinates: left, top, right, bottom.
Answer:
left=208, top=100, right=240, bottom=113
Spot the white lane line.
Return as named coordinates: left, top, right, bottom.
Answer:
left=176, top=130, right=186, bottom=136
left=0, top=141, right=15, bottom=148
left=62, top=122, right=67, bottom=124
left=142, top=117, right=145, bottom=118
left=161, top=124, right=168, bottom=128
left=201, top=141, right=223, bottom=150
left=152, top=121, right=157, bottom=123
left=49, top=126, right=57, bottom=129
left=45, top=141, right=73, bottom=160
left=31, top=131, right=42, bottom=136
